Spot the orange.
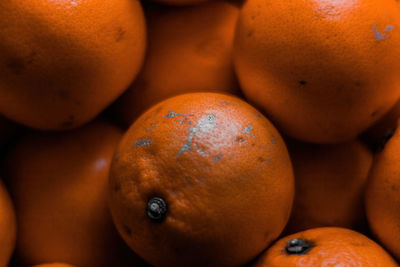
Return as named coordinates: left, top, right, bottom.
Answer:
left=0, top=179, right=16, bottom=267
left=109, top=92, right=294, bottom=266
left=5, top=121, right=147, bottom=267
left=32, top=264, right=76, bottom=267
left=252, top=227, right=398, bottom=267
left=115, top=1, right=240, bottom=126
left=0, top=0, right=146, bottom=130
left=284, top=139, right=373, bottom=234
left=234, top=0, right=400, bottom=143
left=365, top=118, right=400, bottom=261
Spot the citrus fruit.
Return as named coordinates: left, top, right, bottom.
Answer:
left=253, top=227, right=399, bottom=267
left=284, top=140, right=372, bottom=234
left=6, top=121, right=146, bottom=267
left=109, top=92, right=294, bottom=266
left=365, top=118, right=400, bottom=260
left=234, top=0, right=400, bottom=143
left=0, top=179, right=16, bottom=267
left=115, top=1, right=240, bottom=126
left=0, top=0, right=146, bottom=130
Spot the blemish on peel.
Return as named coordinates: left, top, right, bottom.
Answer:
left=146, top=124, right=158, bottom=131
left=243, top=125, right=255, bottom=137
left=254, top=114, right=261, bottom=119
left=176, top=114, right=217, bottom=157
left=214, top=154, right=223, bottom=162
left=373, top=25, right=394, bottom=41
left=163, top=110, right=194, bottom=119
left=234, top=136, right=246, bottom=143
left=270, top=136, right=278, bottom=144
left=133, top=138, right=153, bottom=147
left=177, top=127, right=198, bottom=156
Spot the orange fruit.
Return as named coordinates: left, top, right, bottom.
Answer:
left=6, top=121, right=146, bottom=267
left=109, top=92, right=294, bottom=266
left=284, top=140, right=373, bottom=234
left=115, top=1, right=240, bottom=126
left=252, top=227, right=398, bottom=267
left=365, top=118, right=400, bottom=261
left=234, top=0, right=400, bottom=143
left=0, top=179, right=16, bottom=267
left=32, top=264, right=76, bottom=267
left=0, top=0, right=146, bottom=130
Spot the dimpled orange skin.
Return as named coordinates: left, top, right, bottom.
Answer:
left=253, top=227, right=399, bottom=267
left=283, top=140, right=373, bottom=235
left=32, top=264, right=76, bottom=267
left=6, top=121, right=147, bottom=267
left=0, top=179, right=17, bottom=267
left=115, top=1, right=240, bottom=126
left=365, top=119, right=400, bottom=260
left=0, top=0, right=146, bottom=130
left=109, top=92, right=294, bottom=267
left=234, top=0, right=400, bottom=143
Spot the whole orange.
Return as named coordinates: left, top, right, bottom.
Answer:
left=234, top=0, right=400, bottom=143
left=109, top=92, right=294, bottom=267
left=6, top=121, right=146, bottom=267
left=115, top=1, right=240, bottom=126
left=253, top=227, right=398, bottom=267
left=365, top=118, right=400, bottom=261
left=0, top=0, right=146, bottom=130
left=284, top=140, right=373, bottom=234
left=0, top=179, right=16, bottom=267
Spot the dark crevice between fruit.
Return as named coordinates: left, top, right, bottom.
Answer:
left=147, top=197, right=167, bottom=223
left=285, top=238, right=314, bottom=255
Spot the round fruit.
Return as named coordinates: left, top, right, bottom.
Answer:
left=109, top=92, right=294, bottom=267
left=115, top=1, right=240, bottom=126
left=234, top=0, right=400, bottom=143
left=6, top=121, right=146, bottom=267
left=366, top=119, right=400, bottom=260
left=284, top=140, right=372, bottom=234
left=253, top=227, right=398, bottom=267
left=0, top=179, right=16, bottom=267
left=0, top=0, right=146, bottom=130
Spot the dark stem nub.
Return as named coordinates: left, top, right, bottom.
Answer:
left=285, top=238, right=313, bottom=255
left=147, top=197, right=167, bottom=222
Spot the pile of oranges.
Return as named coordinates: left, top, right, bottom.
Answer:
left=1, top=0, right=400, bottom=266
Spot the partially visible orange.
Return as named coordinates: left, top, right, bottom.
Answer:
left=0, top=0, right=146, bottom=130
left=253, top=227, right=398, bottom=267
left=234, top=0, right=400, bottom=143
left=6, top=121, right=147, bottom=267
left=115, top=1, right=240, bottom=126
left=109, top=92, right=294, bottom=266
left=0, top=179, right=16, bottom=267
left=366, top=118, right=400, bottom=261
left=284, top=140, right=373, bottom=234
